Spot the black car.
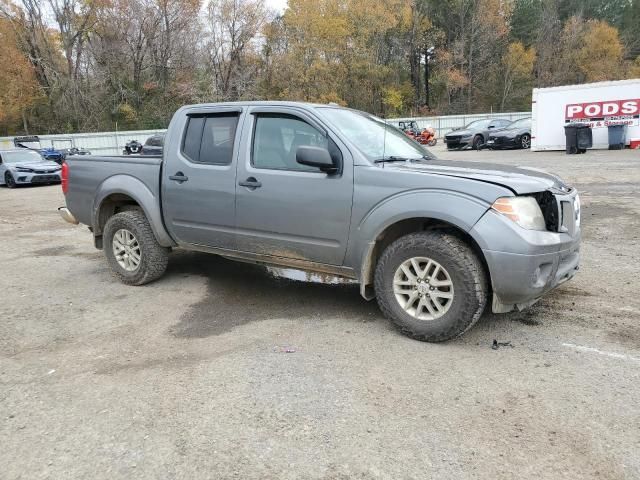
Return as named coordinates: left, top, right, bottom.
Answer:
left=487, top=117, right=532, bottom=149
left=142, top=134, right=164, bottom=156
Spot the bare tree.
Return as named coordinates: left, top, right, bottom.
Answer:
left=206, top=0, right=269, bottom=100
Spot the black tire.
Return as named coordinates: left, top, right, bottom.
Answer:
left=4, top=172, right=16, bottom=188
left=472, top=135, right=484, bottom=150
left=520, top=133, right=531, bottom=149
left=374, top=231, right=488, bottom=342
left=103, top=208, right=169, bottom=285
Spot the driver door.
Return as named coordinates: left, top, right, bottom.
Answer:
left=234, top=107, right=354, bottom=266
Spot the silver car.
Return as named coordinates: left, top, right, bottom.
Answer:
left=445, top=118, right=512, bottom=150
left=0, top=149, right=62, bottom=188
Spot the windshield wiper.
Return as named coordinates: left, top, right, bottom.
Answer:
left=374, top=156, right=410, bottom=163
left=374, top=155, right=431, bottom=164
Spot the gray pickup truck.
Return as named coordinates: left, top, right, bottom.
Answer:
left=59, top=101, right=581, bottom=342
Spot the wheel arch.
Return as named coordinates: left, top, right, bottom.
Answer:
left=356, top=207, right=491, bottom=301
left=93, top=175, right=175, bottom=249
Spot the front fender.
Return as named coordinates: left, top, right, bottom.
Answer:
left=93, top=174, right=175, bottom=247
left=346, top=190, right=491, bottom=292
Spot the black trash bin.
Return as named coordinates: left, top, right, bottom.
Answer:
left=607, top=124, right=626, bottom=150
left=564, top=123, right=592, bottom=154
left=576, top=124, right=592, bottom=152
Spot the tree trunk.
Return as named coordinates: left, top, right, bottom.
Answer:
left=22, top=110, right=29, bottom=134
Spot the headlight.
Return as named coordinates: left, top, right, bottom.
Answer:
left=15, top=167, right=33, bottom=172
left=492, top=196, right=546, bottom=231
left=574, top=194, right=580, bottom=227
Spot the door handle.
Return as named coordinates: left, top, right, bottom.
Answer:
left=169, top=172, right=188, bottom=183
left=238, top=177, right=262, bottom=189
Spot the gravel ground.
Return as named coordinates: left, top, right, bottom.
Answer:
left=1, top=146, right=639, bottom=479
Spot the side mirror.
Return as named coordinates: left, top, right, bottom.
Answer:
left=488, top=125, right=495, bottom=129
left=296, top=146, right=338, bottom=173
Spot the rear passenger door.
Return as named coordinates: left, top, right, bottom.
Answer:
left=162, top=108, right=243, bottom=249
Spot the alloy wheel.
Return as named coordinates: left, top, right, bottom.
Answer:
left=393, top=256, right=454, bottom=320
left=112, top=228, right=142, bottom=271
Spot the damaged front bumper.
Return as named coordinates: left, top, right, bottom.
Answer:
left=471, top=207, right=581, bottom=314
left=484, top=240, right=580, bottom=313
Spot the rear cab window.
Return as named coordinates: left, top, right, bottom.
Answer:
left=182, top=113, right=240, bottom=165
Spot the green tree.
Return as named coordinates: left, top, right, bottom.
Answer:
left=576, top=20, right=624, bottom=82
left=498, top=42, right=535, bottom=110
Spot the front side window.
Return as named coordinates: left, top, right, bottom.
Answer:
left=252, top=114, right=328, bottom=171
left=182, top=113, right=239, bottom=165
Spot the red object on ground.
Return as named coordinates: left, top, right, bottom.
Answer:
left=630, top=139, right=640, bottom=149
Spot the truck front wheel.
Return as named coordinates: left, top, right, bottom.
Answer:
left=374, top=231, right=488, bottom=342
left=103, top=209, right=169, bottom=285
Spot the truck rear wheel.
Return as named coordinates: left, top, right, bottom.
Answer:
left=374, top=231, right=487, bottom=342
left=103, top=209, right=169, bottom=285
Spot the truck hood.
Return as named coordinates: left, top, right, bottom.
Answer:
left=9, top=161, right=61, bottom=171
left=387, top=160, right=569, bottom=194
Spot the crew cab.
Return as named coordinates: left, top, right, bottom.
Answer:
left=59, top=102, right=581, bottom=342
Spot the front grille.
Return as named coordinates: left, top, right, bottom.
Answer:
left=533, top=191, right=559, bottom=231
left=446, top=135, right=461, bottom=142
left=31, top=175, right=59, bottom=184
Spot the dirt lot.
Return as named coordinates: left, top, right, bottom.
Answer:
left=1, top=146, right=639, bottom=479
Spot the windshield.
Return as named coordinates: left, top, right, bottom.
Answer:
left=319, top=108, right=436, bottom=161
left=508, top=118, right=531, bottom=129
left=464, top=119, right=491, bottom=129
left=1, top=150, right=45, bottom=164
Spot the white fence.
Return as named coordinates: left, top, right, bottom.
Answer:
left=388, top=111, right=531, bottom=138
left=0, top=111, right=531, bottom=155
left=0, top=129, right=166, bottom=156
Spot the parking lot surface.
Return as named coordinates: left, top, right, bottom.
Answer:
left=1, top=146, right=639, bottom=479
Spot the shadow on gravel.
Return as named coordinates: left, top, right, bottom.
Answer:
left=31, top=245, right=101, bottom=259
left=166, top=251, right=381, bottom=338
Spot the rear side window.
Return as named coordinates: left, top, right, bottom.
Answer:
left=183, top=117, right=205, bottom=161
left=182, top=113, right=239, bottom=165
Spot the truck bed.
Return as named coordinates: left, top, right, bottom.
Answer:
left=64, top=155, right=163, bottom=229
